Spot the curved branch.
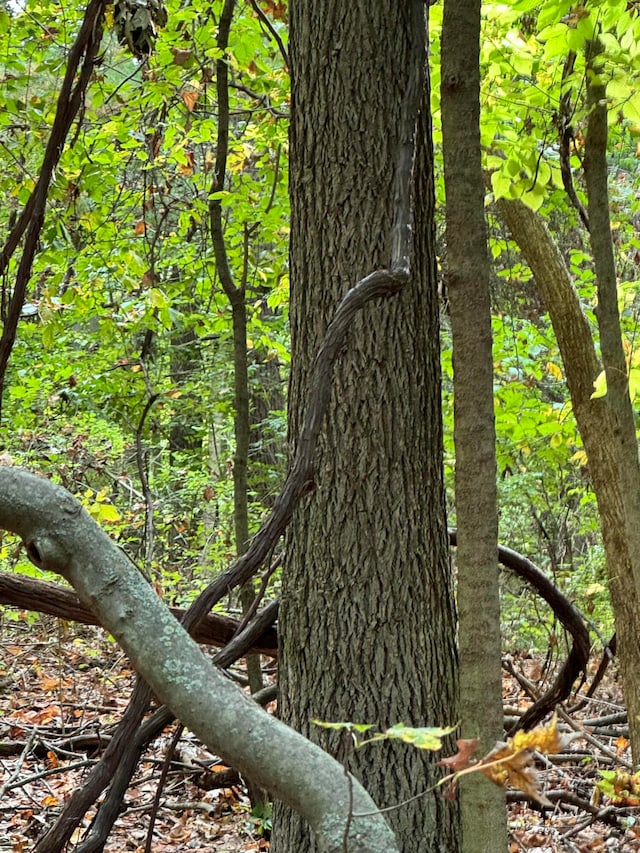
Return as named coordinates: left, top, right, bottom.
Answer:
left=181, top=267, right=408, bottom=630
left=449, top=529, right=591, bottom=731
left=0, top=468, right=397, bottom=853
left=0, top=570, right=277, bottom=655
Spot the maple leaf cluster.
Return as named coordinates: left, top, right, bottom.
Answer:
left=438, top=715, right=565, bottom=806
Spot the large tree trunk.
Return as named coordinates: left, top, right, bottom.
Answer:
left=273, top=2, right=460, bottom=852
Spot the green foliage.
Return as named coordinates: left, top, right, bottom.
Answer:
left=597, top=768, right=640, bottom=805
left=0, top=0, right=633, bottom=658
left=313, top=719, right=456, bottom=751
left=0, top=0, right=289, bottom=606
left=243, top=801, right=273, bottom=838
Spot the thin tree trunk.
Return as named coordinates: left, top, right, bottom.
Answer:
left=230, top=294, right=264, bottom=695
left=0, top=0, right=106, bottom=417
left=441, top=1, right=507, bottom=849
left=209, top=0, right=263, bottom=697
left=584, top=38, right=640, bottom=604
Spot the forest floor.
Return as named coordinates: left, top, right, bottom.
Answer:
left=0, top=616, right=638, bottom=853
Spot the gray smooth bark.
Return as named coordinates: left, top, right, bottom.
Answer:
left=0, top=467, right=398, bottom=853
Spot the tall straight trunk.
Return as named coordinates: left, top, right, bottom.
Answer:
left=229, top=294, right=264, bottom=696
left=585, top=39, right=640, bottom=609
left=441, top=1, right=507, bottom=850
left=273, top=2, right=460, bottom=851
left=209, top=0, right=263, bottom=699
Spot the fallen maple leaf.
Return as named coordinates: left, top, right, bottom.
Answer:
left=615, top=735, right=629, bottom=755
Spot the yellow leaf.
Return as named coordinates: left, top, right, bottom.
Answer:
left=479, top=744, right=550, bottom=805
left=478, top=716, right=562, bottom=806
left=570, top=449, right=588, bottom=466
left=546, top=361, right=563, bottom=380
left=512, top=715, right=563, bottom=754
left=89, top=502, right=122, bottom=524
left=591, top=370, right=607, bottom=399
left=615, top=736, right=630, bottom=755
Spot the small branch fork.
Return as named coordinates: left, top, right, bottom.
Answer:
left=0, top=0, right=108, bottom=418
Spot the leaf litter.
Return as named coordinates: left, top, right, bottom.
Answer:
left=0, top=617, right=638, bottom=852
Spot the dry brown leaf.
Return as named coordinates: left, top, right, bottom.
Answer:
left=182, top=87, right=199, bottom=112
left=479, top=745, right=551, bottom=806
left=437, top=737, right=479, bottom=772
left=476, top=716, right=562, bottom=806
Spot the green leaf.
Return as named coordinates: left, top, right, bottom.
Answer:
left=312, top=720, right=375, bottom=734
left=383, top=723, right=456, bottom=751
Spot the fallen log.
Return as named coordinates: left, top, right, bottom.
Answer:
left=0, top=571, right=277, bottom=657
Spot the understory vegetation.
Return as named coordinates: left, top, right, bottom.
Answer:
left=1, top=0, right=640, bottom=850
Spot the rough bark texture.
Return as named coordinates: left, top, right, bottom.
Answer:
left=0, top=468, right=399, bottom=853
left=273, top=3, right=460, bottom=852
left=441, top=1, right=507, bottom=850
left=495, top=196, right=640, bottom=758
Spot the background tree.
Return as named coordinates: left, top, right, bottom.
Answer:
left=274, top=1, right=460, bottom=851
left=474, top=0, right=640, bottom=756
left=441, top=0, right=507, bottom=849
